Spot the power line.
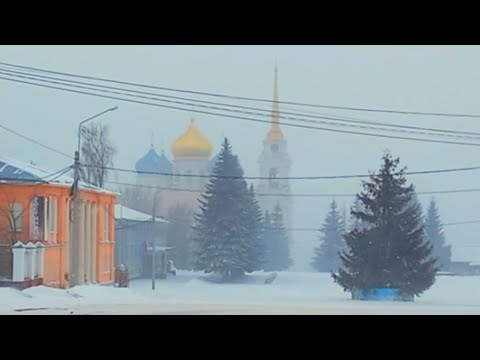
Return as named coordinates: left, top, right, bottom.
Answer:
left=87, top=163, right=480, bottom=181
left=2, top=67, right=480, bottom=140
left=39, top=165, right=73, bottom=181
left=2, top=75, right=480, bottom=148
left=0, top=166, right=73, bottom=184
left=106, top=180, right=480, bottom=198
left=2, top=69, right=480, bottom=144
left=277, top=221, right=480, bottom=232
left=0, top=122, right=71, bottom=159
left=2, top=60, right=480, bottom=119
left=118, top=218, right=480, bottom=232
left=443, top=220, right=480, bottom=226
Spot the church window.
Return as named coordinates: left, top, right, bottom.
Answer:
left=269, top=168, right=279, bottom=188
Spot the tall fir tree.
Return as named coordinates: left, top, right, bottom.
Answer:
left=192, top=138, right=264, bottom=281
left=311, top=200, right=345, bottom=272
left=263, top=203, right=292, bottom=271
left=349, top=197, right=364, bottom=231
left=424, top=198, right=451, bottom=270
left=333, top=153, right=438, bottom=298
left=242, top=184, right=265, bottom=272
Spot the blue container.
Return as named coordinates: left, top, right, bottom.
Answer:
left=352, top=288, right=413, bottom=301
left=361, top=288, right=399, bottom=301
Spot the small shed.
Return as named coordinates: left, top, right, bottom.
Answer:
left=115, top=204, right=168, bottom=280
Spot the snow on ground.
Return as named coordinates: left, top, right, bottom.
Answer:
left=1, top=271, right=480, bottom=314
left=0, top=283, right=149, bottom=314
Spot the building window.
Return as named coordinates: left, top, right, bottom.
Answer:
left=65, top=198, right=70, bottom=244
left=104, top=204, right=109, bottom=241
left=30, top=196, right=46, bottom=241
left=47, top=197, right=58, bottom=243
left=11, top=202, right=23, bottom=231
left=269, top=168, right=279, bottom=188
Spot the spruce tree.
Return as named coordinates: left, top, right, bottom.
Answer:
left=263, top=204, right=292, bottom=271
left=192, top=138, right=263, bottom=281
left=241, top=184, right=265, bottom=272
left=424, top=198, right=451, bottom=270
left=311, top=200, right=345, bottom=273
left=333, top=153, right=438, bottom=298
left=349, top=197, right=364, bottom=231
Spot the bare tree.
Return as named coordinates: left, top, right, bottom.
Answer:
left=0, top=187, right=36, bottom=245
left=79, top=122, right=116, bottom=188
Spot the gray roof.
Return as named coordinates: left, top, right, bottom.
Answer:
left=0, top=156, right=116, bottom=195
left=115, top=204, right=167, bottom=223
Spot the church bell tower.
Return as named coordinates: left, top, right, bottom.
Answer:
left=257, top=66, right=293, bottom=234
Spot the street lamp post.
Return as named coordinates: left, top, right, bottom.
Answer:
left=151, top=190, right=162, bottom=291
left=71, top=106, right=118, bottom=287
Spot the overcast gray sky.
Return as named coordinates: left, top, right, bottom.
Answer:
left=0, top=45, right=479, bottom=270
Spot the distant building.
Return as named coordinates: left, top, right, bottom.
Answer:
left=115, top=204, right=169, bottom=280
left=448, top=246, right=480, bottom=276
left=131, top=68, right=294, bottom=262
left=448, top=261, right=480, bottom=276
left=0, top=156, right=116, bottom=289
left=135, top=119, right=214, bottom=218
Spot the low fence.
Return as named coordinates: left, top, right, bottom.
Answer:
left=12, top=241, right=45, bottom=282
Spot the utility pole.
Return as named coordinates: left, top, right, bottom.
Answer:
left=151, top=239, right=156, bottom=290
left=71, top=149, right=81, bottom=286
left=70, top=106, right=118, bottom=287
left=151, top=193, right=157, bottom=291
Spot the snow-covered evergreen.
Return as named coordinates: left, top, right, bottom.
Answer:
left=424, top=198, right=451, bottom=270
left=333, top=153, right=438, bottom=298
left=311, top=200, right=345, bottom=273
left=192, top=138, right=264, bottom=281
left=242, top=184, right=265, bottom=272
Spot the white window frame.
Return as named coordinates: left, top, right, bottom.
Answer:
left=46, top=196, right=58, bottom=243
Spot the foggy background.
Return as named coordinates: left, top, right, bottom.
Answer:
left=0, top=45, right=478, bottom=270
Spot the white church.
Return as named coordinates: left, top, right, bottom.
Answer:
left=134, top=67, right=294, bottom=263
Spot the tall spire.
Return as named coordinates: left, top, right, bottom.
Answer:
left=266, top=63, right=284, bottom=142
left=150, top=131, right=155, bottom=148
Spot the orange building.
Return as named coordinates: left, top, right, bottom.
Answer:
left=0, top=156, right=116, bottom=289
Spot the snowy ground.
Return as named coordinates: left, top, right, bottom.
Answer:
left=1, top=271, right=480, bottom=314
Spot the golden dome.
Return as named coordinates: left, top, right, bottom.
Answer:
left=171, top=119, right=213, bottom=160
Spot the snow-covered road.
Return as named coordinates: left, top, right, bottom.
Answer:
left=1, top=271, right=479, bottom=314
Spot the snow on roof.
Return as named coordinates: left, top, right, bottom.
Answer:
left=115, top=204, right=167, bottom=223
left=0, top=155, right=116, bottom=195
